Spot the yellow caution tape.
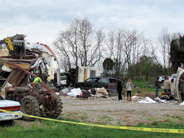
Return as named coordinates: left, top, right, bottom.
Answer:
left=0, top=109, right=184, bottom=134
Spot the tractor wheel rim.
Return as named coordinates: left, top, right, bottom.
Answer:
left=25, top=102, right=32, bottom=114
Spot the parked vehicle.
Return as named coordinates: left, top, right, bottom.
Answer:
left=0, top=95, right=22, bottom=121
left=61, top=75, right=67, bottom=85
left=169, top=74, right=177, bottom=82
left=75, top=77, right=117, bottom=95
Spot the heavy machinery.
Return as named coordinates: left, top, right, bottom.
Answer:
left=0, top=34, right=62, bottom=121
left=5, top=85, right=62, bottom=121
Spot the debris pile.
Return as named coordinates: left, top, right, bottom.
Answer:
left=0, top=34, right=59, bottom=92
left=0, top=34, right=63, bottom=120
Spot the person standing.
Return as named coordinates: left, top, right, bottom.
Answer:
left=117, top=77, right=122, bottom=100
left=163, top=76, right=171, bottom=93
left=126, top=79, right=134, bottom=101
left=155, top=77, right=161, bottom=97
left=170, top=78, right=175, bottom=94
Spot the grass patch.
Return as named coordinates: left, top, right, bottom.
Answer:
left=123, top=109, right=136, bottom=113
left=0, top=120, right=184, bottom=138
left=171, top=115, right=184, bottom=121
left=80, top=114, right=88, bottom=120
left=151, top=121, right=158, bottom=126
left=87, top=109, right=98, bottom=112
left=99, top=116, right=113, bottom=121
left=99, top=116, right=114, bottom=125
left=164, top=118, right=175, bottom=123
left=129, top=80, right=161, bottom=97
left=66, top=113, right=73, bottom=117
left=147, top=118, right=155, bottom=122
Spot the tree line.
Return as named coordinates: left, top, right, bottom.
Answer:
left=53, top=18, right=184, bottom=81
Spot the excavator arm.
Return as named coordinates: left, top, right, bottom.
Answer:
left=4, top=38, right=14, bottom=51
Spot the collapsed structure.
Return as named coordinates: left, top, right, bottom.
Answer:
left=0, top=34, right=62, bottom=120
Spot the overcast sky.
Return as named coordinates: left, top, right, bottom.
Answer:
left=1, top=0, right=184, bottom=47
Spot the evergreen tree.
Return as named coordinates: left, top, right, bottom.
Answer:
left=103, top=58, right=114, bottom=76
left=127, top=56, right=164, bottom=80
left=170, top=36, right=184, bottom=71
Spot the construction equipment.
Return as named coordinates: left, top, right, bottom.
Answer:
left=0, top=34, right=63, bottom=121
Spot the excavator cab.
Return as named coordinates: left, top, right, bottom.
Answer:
left=4, top=38, right=25, bottom=57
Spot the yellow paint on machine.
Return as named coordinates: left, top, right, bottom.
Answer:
left=5, top=63, right=30, bottom=69
left=4, top=38, right=14, bottom=51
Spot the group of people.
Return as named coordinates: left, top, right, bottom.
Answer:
left=117, top=78, right=134, bottom=101
left=155, top=76, right=175, bottom=97
left=116, top=75, right=175, bottom=101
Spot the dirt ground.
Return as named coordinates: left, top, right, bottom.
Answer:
left=7, top=94, right=184, bottom=127
left=60, top=95, right=184, bottom=126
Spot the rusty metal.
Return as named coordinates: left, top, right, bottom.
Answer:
left=6, top=62, right=53, bottom=92
left=0, top=34, right=63, bottom=120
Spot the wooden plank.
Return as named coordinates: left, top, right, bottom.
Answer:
left=5, top=63, right=30, bottom=69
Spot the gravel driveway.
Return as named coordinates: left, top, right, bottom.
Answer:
left=61, top=96, right=184, bottom=126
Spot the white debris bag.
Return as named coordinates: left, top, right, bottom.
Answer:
left=178, top=101, right=184, bottom=105
left=154, top=97, right=166, bottom=103
left=67, top=88, right=82, bottom=97
left=132, top=95, right=141, bottom=99
left=95, top=87, right=109, bottom=97
left=138, top=97, right=157, bottom=104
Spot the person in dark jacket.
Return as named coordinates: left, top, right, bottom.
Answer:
left=117, top=77, right=122, bottom=100
left=155, top=76, right=161, bottom=97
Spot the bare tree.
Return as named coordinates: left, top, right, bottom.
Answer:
left=77, top=18, right=92, bottom=66
left=105, top=28, right=153, bottom=78
left=150, top=43, right=159, bottom=63
left=106, top=29, right=136, bottom=77
left=54, top=38, right=72, bottom=70
left=53, top=18, right=104, bottom=69
left=106, top=30, right=115, bottom=59
left=122, top=30, right=137, bottom=67
left=158, top=27, right=171, bottom=68
left=88, top=28, right=105, bottom=66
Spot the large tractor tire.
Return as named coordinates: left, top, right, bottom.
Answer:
left=44, top=94, right=63, bottom=118
left=20, top=95, right=40, bottom=121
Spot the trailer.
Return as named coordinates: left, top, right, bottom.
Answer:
left=65, top=66, right=101, bottom=87
left=77, top=66, right=101, bottom=82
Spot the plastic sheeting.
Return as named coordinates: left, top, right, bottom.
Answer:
left=154, top=97, right=167, bottom=103
left=178, top=101, right=184, bottom=105
left=138, top=97, right=166, bottom=103
left=67, top=88, right=82, bottom=97
left=138, top=97, right=157, bottom=103
left=47, top=57, right=55, bottom=81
